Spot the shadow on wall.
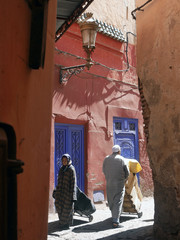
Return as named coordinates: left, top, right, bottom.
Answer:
left=53, top=64, right=139, bottom=110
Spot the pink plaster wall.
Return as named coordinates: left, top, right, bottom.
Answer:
left=50, top=23, right=153, bottom=210
left=0, top=1, right=56, bottom=239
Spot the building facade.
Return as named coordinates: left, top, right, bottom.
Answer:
left=49, top=0, right=153, bottom=212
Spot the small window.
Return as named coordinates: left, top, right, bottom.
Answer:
left=129, top=123, right=135, bottom=130
left=115, top=122, right=122, bottom=130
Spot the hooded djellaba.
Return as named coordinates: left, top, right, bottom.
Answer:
left=54, top=153, right=77, bottom=230
left=103, top=145, right=129, bottom=228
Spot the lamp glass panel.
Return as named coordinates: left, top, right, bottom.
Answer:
left=89, top=30, right=97, bottom=47
left=81, top=29, right=89, bottom=47
left=82, top=29, right=97, bottom=48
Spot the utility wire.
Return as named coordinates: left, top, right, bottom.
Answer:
left=76, top=71, right=138, bottom=89
left=55, top=31, right=137, bottom=87
left=55, top=31, right=136, bottom=73
left=131, top=0, right=153, bottom=20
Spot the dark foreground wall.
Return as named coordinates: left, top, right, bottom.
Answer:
left=0, top=1, right=56, bottom=239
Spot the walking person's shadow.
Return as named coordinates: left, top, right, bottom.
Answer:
left=48, top=218, right=87, bottom=236
left=72, top=215, right=136, bottom=233
left=48, top=214, right=139, bottom=236
left=72, top=215, right=154, bottom=240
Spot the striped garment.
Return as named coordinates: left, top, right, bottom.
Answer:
left=55, top=164, right=77, bottom=225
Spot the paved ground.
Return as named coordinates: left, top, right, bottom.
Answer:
left=48, top=197, right=154, bottom=240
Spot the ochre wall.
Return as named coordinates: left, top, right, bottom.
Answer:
left=49, top=22, right=153, bottom=211
left=0, top=1, right=56, bottom=239
left=136, top=0, right=180, bottom=239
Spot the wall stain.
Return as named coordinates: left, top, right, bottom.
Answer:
left=144, top=79, right=161, bottom=106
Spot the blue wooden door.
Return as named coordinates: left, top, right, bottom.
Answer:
left=115, top=133, right=135, bottom=159
left=54, top=123, right=84, bottom=191
left=113, top=117, right=139, bottom=159
left=113, top=117, right=140, bottom=182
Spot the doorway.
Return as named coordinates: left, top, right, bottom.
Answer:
left=113, top=117, right=139, bottom=159
left=113, top=117, right=140, bottom=181
left=54, top=123, right=85, bottom=191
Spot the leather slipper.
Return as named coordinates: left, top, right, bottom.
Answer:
left=112, top=223, right=123, bottom=228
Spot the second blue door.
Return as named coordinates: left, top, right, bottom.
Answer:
left=113, top=117, right=139, bottom=161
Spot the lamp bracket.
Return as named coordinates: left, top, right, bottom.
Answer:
left=60, top=64, right=86, bottom=84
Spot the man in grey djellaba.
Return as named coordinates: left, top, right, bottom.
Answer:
left=103, top=145, right=129, bottom=228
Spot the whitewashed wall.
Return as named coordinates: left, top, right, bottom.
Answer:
left=86, top=0, right=136, bottom=43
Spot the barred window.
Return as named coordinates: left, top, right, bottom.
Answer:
left=129, top=123, right=135, bottom=130
left=115, top=122, right=122, bottom=130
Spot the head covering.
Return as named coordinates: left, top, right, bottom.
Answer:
left=112, top=145, right=121, bottom=153
left=61, top=153, right=71, bottom=163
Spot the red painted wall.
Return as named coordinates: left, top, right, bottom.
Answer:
left=0, top=1, right=56, bottom=239
left=50, top=22, right=153, bottom=210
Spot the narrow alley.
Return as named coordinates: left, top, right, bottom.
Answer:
left=48, top=197, right=154, bottom=240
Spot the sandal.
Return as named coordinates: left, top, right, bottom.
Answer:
left=112, top=222, right=123, bottom=228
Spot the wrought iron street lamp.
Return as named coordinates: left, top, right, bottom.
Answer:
left=79, top=13, right=99, bottom=69
left=60, top=13, right=99, bottom=83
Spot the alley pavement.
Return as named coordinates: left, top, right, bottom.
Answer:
left=48, top=197, right=154, bottom=240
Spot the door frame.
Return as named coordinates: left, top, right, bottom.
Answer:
left=113, top=117, right=140, bottom=183
left=54, top=123, right=85, bottom=191
left=113, top=117, right=139, bottom=160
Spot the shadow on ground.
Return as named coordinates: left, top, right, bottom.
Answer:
left=48, top=215, right=154, bottom=239
left=96, top=225, right=154, bottom=240
left=48, top=218, right=88, bottom=235
left=48, top=220, right=61, bottom=235
left=121, top=214, right=138, bottom=222
left=72, top=215, right=138, bottom=233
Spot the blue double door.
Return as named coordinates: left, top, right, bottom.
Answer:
left=54, top=123, right=84, bottom=191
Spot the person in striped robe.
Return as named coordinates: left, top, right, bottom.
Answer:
left=55, top=153, right=77, bottom=230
